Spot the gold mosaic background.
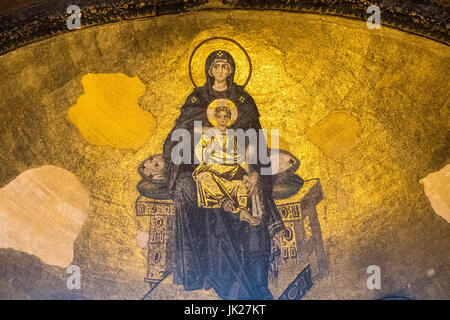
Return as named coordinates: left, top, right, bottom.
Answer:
left=0, top=10, right=448, bottom=299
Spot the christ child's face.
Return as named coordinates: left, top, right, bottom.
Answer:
left=210, top=60, right=231, bottom=83
left=215, top=110, right=231, bottom=129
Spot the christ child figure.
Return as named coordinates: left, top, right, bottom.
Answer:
left=193, top=99, right=260, bottom=225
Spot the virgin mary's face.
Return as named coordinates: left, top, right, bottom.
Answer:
left=209, top=59, right=231, bottom=82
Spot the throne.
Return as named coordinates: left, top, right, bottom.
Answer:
left=135, top=151, right=328, bottom=299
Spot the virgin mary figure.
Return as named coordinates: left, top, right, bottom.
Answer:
left=162, top=50, right=284, bottom=299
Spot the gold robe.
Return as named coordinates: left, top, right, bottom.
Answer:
left=193, top=128, right=247, bottom=213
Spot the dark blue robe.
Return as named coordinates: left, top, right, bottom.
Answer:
left=162, top=50, right=284, bottom=299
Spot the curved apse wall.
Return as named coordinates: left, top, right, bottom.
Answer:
left=0, top=1, right=449, bottom=300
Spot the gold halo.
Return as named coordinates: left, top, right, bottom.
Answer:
left=207, top=99, right=238, bottom=127
left=189, top=37, right=252, bottom=88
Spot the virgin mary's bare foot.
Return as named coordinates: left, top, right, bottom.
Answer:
left=239, top=208, right=260, bottom=226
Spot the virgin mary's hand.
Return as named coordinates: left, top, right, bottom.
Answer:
left=244, top=171, right=259, bottom=197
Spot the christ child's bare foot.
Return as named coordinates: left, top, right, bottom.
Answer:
left=239, top=208, right=260, bottom=226
left=222, top=199, right=235, bottom=213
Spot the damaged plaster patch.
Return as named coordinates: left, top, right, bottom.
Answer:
left=136, top=230, right=149, bottom=249
left=0, top=166, right=89, bottom=267
left=306, top=110, right=360, bottom=161
left=68, top=73, right=156, bottom=151
left=420, top=164, right=450, bottom=223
